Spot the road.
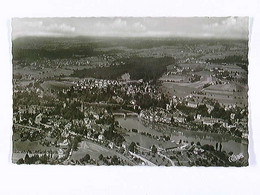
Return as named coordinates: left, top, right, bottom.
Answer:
left=63, top=148, right=73, bottom=164
left=14, top=123, right=138, bottom=165
left=157, top=152, right=175, bottom=166
left=136, top=145, right=175, bottom=166
left=13, top=123, right=42, bottom=131
left=136, top=145, right=151, bottom=152
left=129, top=151, right=156, bottom=166
left=70, top=138, right=137, bottom=166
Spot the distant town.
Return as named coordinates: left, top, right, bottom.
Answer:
left=12, top=36, right=248, bottom=166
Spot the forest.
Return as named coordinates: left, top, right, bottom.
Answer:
left=206, top=55, right=248, bottom=71
left=71, top=56, right=175, bottom=82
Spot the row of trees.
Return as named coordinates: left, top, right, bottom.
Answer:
left=17, top=153, right=50, bottom=164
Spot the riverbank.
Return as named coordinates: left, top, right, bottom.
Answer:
left=115, top=116, right=248, bottom=160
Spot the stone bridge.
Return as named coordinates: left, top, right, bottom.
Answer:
left=112, top=112, right=139, bottom=118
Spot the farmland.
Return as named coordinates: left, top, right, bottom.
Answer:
left=12, top=36, right=248, bottom=166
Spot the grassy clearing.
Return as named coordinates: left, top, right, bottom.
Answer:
left=13, top=140, right=57, bottom=153
left=161, top=82, right=195, bottom=97
left=41, top=80, right=74, bottom=91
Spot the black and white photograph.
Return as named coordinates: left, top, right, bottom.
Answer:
left=12, top=17, right=249, bottom=166
left=1, top=0, right=260, bottom=194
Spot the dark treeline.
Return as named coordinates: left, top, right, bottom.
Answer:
left=12, top=46, right=97, bottom=61
left=71, top=57, right=175, bottom=82
left=12, top=37, right=101, bottom=61
left=70, top=37, right=248, bottom=50
left=206, top=55, right=248, bottom=71
left=12, top=36, right=248, bottom=61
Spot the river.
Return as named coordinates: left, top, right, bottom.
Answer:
left=115, top=116, right=248, bottom=160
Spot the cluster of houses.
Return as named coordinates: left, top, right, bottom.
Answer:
left=140, top=108, right=176, bottom=124
left=17, top=105, right=55, bottom=115
left=13, top=105, right=55, bottom=124
left=73, top=78, right=163, bottom=107
left=75, top=78, right=124, bottom=90
left=139, top=92, right=248, bottom=138
left=74, top=78, right=153, bottom=95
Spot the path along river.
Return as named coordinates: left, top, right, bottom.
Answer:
left=115, top=116, right=249, bottom=160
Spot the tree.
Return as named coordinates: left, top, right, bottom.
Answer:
left=82, top=154, right=90, bottom=162
left=197, top=104, right=209, bottom=116
left=24, top=153, right=31, bottom=164
left=16, top=158, right=24, bottom=164
left=171, top=116, right=174, bottom=124
left=151, top=145, right=157, bottom=153
left=99, top=154, right=104, bottom=161
left=129, top=142, right=137, bottom=153
left=186, top=115, right=194, bottom=122
left=40, top=153, right=48, bottom=164
left=201, top=144, right=214, bottom=151
left=111, top=155, right=120, bottom=165
left=71, top=136, right=82, bottom=151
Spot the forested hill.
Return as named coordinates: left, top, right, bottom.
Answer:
left=71, top=57, right=175, bottom=82
left=12, top=37, right=97, bottom=61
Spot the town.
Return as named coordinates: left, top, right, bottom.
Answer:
left=12, top=36, right=248, bottom=166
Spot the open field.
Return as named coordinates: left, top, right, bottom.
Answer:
left=161, top=82, right=195, bottom=97
left=13, top=140, right=57, bottom=152
left=70, top=139, right=134, bottom=165
left=159, top=75, right=189, bottom=82
left=161, top=79, right=210, bottom=97
left=41, top=80, right=74, bottom=91
left=194, top=83, right=248, bottom=106
left=12, top=153, right=27, bottom=163
left=13, top=67, right=73, bottom=79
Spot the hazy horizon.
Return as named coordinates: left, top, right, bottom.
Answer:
left=12, top=17, right=249, bottom=40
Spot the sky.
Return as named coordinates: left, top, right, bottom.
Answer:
left=12, top=17, right=249, bottom=40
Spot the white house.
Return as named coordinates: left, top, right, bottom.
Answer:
left=58, top=149, right=65, bottom=159
left=108, top=142, right=114, bottom=149
left=187, top=102, right=197, bottom=108
left=98, top=134, right=104, bottom=142
left=35, top=113, right=42, bottom=124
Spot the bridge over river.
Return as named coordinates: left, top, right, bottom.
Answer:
left=112, top=112, right=139, bottom=118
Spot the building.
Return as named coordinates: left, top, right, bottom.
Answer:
left=121, top=73, right=130, bottom=81
left=201, top=117, right=220, bottom=126
left=98, top=134, right=104, bottom=142
left=108, top=142, right=114, bottom=149
left=187, top=102, right=198, bottom=108
left=58, top=149, right=66, bottom=159
left=35, top=113, right=42, bottom=124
